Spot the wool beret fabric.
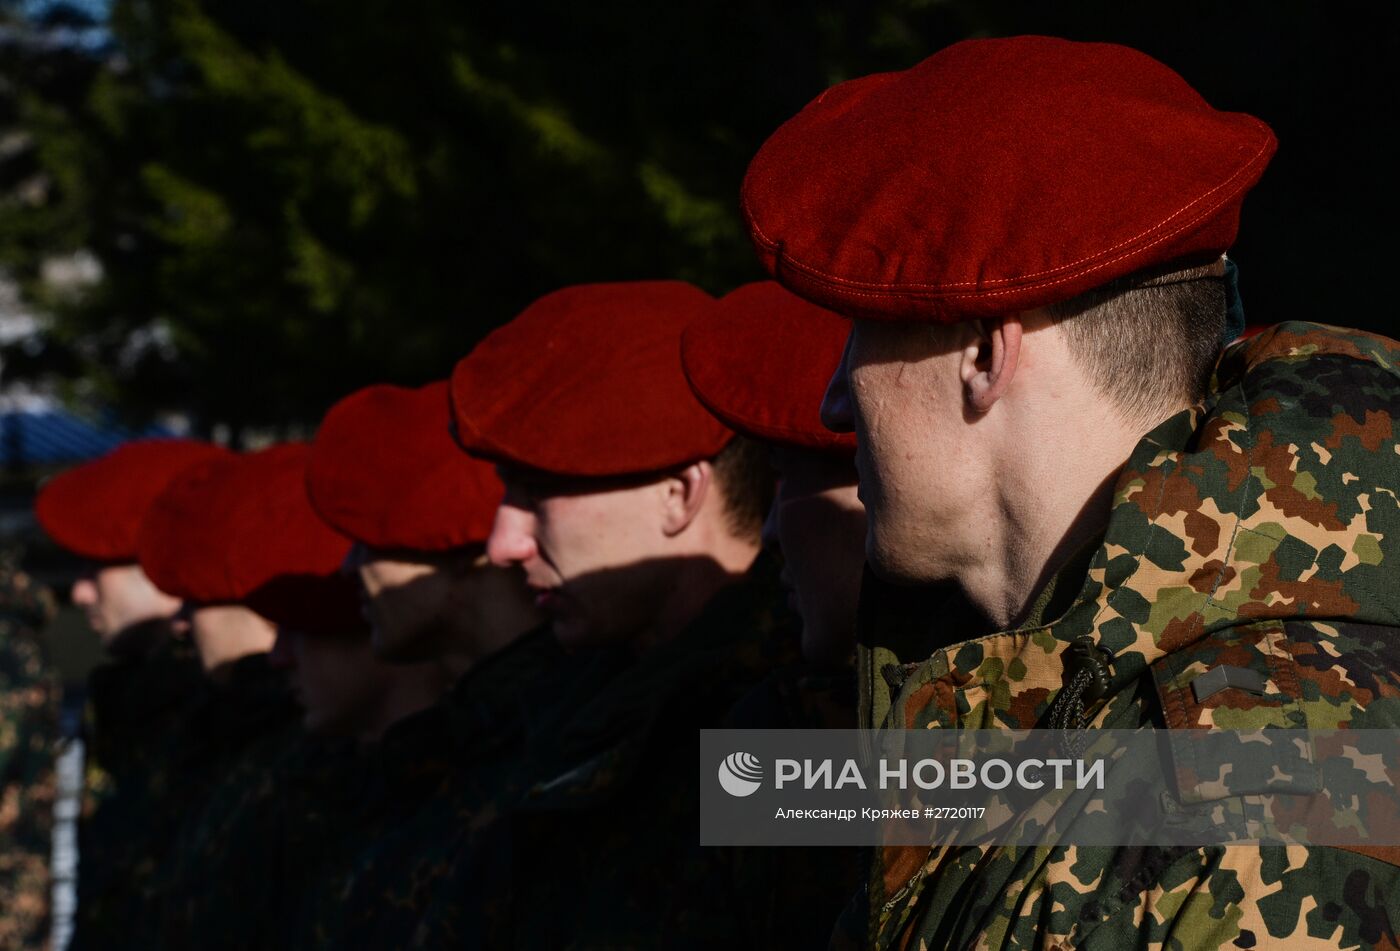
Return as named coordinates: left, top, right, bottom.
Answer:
left=308, top=381, right=501, bottom=551
left=451, top=281, right=734, bottom=477
left=682, top=282, right=855, bottom=454
left=139, top=444, right=361, bottom=635
left=741, top=35, right=1277, bottom=323
left=35, top=439, right=231, bottom=562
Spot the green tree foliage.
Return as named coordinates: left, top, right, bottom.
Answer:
left=2, top=1, right=1396, bottom=430
left=0, top=0, right=972, bottom=431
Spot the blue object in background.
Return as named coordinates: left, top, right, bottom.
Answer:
left=0, top=408, right=172, bottom=467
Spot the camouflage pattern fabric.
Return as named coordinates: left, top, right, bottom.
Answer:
left=850, top=323, right=1400, bottom=949
left=306, top=627, right=577, bottom=950
left=150, top=651, right=302, bottom=949
left=258, top=735, right=364, bottom=950
left=69, top=633, right=205, bottom=951
left=286, top=699, right=459, bottom=950
left=450, top=551, right=803, bottom=948
left=0, top=557, right=59, bottom=951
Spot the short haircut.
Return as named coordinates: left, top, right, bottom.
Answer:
left=709, top=436, right=772, bottom=542
left=1047, top=260, right=1228, bottom=426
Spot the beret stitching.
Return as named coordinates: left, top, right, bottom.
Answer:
left=745, top=120, right=1274, bottom=296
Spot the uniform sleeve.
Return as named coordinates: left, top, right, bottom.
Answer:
left=1081, top=844, right=1399, bottom=949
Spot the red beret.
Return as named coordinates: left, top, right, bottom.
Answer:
left=682, top=282, right=855, bottom=454
left=451, top=281, right=734, bottom=477
left=742, top=36, right=1276, bottom=323
left=35, top=439, right=231, bottom=562
left=139, top=444, right=360, bottom=635
left=307, top=382, right=501, bottom=551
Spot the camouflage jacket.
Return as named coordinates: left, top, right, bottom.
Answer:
left=70, top=632, right=205, bottom=951
left=858, top=323, right=1400, bottom=949
left=295, top=627, right=574, bottom=951
left=260, top=735, right=364, bottom=950
left=150, top=651, right=302, bottom=948
left=0, top=560, right=59, bottom=951
left=345, top=627, right=585, bottom=946
left=466, top=551, right=802, bottom=949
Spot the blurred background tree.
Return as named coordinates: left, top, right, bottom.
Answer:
left=0, top=0, right=1395, bottom=436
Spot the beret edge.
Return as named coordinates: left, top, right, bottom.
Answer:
left=744, top=117, right=1277, bottom=319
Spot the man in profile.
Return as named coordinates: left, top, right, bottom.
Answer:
left=34, top=438, right=226, bottom=950
left=139, top=442, right=450, bottom=949
left=444, top=280, right=792, bottom=945
left=680, top=280, right=866, bottom=947
left=300, top=380, right=557, bottom=947
left=743, top=35, right=1400, bottom=948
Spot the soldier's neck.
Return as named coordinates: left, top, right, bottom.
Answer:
left=962, top=414, right=1166, bottom=631
left=438, top=584, right=540, bottom=681
left=358, top=661, right=453, bottom=744
left=105, top=617, right=174, bottom=662
left=633, top=547, right=757, bottom=655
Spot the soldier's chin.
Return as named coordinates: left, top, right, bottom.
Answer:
left=370, top=623, right=435, bottom=663
left=865, top=529, right=930, bottom=587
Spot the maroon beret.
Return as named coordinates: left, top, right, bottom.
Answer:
left=139, top=444, right=360, bottom=635
left=35, top=439, right=231, bottom=562
left=451, top=281, right=734, bottom=477
left=742, top=36, right=1276, bottom=323
left=682, top=282, right=855, bottom=454
left=308, top=382, right=501, bottom=551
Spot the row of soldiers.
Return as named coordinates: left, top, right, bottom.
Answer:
left=11, top=33, right=1400, bottom=950
left=30, top=277, right=867, bottom=948
left=32, top=281, right=873, bottom=946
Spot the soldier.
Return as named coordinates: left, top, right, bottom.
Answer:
left=683, top=281, right=867, bottom=669
left=679, top=281, right=865, bottom=946
left=140, top=442, right=448, bottom=949
left=33, top=438, right=226, bottom=950
left=742, top=35, right=1400, bottom=948
left=442, top=280, right=793, bottom=945
left=0, top=552, right=60, bottom=951
left=297, top=380, right=555, bottom=946
left=306, top=381, right=541, bottom=676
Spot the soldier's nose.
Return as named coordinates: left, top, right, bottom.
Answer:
left=486, top=504, right=538, bottom=568
left=71, top=577, right=98, bottom=606
left=820, top=331, right=857, bottom=434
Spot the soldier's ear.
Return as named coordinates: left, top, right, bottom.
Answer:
left=660, top=462, right=711, bottom=537
left=961, top=315, right=1022, bottom=414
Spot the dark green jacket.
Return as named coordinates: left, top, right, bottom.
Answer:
left=70, top=632, right=205, bottom=951
left=151, top=651, right=301, bottom=949
left=463, top=552, right=801, bottom=949
left=300, top=627, right=574, bottom=950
